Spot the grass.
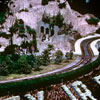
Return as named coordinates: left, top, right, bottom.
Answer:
left=0, top=55, right=77, bottom=81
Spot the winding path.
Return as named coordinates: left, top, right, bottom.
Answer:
left=0, top=36, right=100, bottom=84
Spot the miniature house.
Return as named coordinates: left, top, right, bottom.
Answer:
left=38, top=21, right=59, bottom=41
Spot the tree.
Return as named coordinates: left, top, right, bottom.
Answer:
left=55, top=12, right=64, bottom=28
left=42, top=12, right=50, bottom=23
left=17, top=55, right=32, bottom=74
left=42, top=49, right=51, bottom=66
left=26, top=25, right=38, bottom=52
left=0, top=54, right=15, bottom=75
left=48, top=44, right=54, bottom=51
left=27, top=55, right=36, bottom=67
left=42, top=0, right=48, bottom=5
left=0, top=12, right=6, bottom=25
left=96, top=28, right=100, bottom=34
left=86, top=17, right=99, bottom=25
left=0, top=62, right=8, bottom=76
left=9, top=26, right=16, bottom=45
left=4, top=44, right=19, bottom=55
left=34, top=55, right=42, bottom=71
left=54, top=50, right=63, bottom=64
left=58, top=2, right=66, bottom=9
left=65, top=51, right=73, bottom=60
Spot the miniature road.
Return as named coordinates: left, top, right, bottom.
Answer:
left=0, top=37, right=100, bottom=84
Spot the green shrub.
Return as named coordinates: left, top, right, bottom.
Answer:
left=96, top=28, right=100, bottom=34
left=26, top=26, right=38, bottom=52
left=19, top=8, right=29, bottom=13
left=29, top=4, right=32, bottom=8
left=42, top=11, right=64, bottom=28
left=65, top=51, right=73, bottom=60
left=34, top=56, right=43, bottom=71
left=86, top=17, right=99, bottom=25
left=17, top=55, right=32, bottom=74
left=48, top=44, right=54, bottom=50
left=55, top=50, right=63, bottom=64
left=26, top=55, right=35, bottom=67
left=58, top=2, right=66, bottom=9
left=42, top=12, right=50, bottom=23
left=55, top=12, right=64, bottom=28
left=0, top=55, right=100, bottom=94
left=0, top=62, right=8, bottom=76
left=42, top=49, right=51, bottom=66
left=4, top=45, right=19, bottom=55
left=0, top=12, right=6, bottom=25
left=42, top=0, right=48, bottom=5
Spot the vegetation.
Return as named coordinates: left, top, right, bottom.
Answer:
left=54, top=50, right=63, bottom=64
left=0, top=54, right=100, bottom=95
left=19, top=8, right=29, bottom=13
left=58, top=2, right=66, bottom=9
left=96, top=27, right=100, bottom=34
left=26, top=25, right=38, bottom=52
left=0, top=54, right=32, bottom=75
left=41, top=0, right=55, bottom=5
left=42, top=0, right=48, bottom=5
left=65, top=51, right=73, bottom=60
left=86, top=17, right=99, bottom=25
left=41, top=49, right=51, bottom=66
left=0, top=19, right=38, bottom=54
left=42, top=11, right=65, bottom=28
left=0, top=13, right=6, bottom=25
left=48, top=44, right=54, bottom=51
left=17, top=55, right=32, bottom=74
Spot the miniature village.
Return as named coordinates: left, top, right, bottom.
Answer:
left=0, top=0, right=100, bottom=100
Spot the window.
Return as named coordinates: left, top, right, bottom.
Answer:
left=41, top=26, right=44, bottom=33
left=51, top=29, right=54, bottom=36
left=46, top=28, right=49, bottom=34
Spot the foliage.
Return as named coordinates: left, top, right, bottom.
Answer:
left=55, top=12, right=64, bottom=28
left=86, top=17, right=99, bottom=25
left=0, top=32, right=9, bottom=39
left=41, top=49, right=51, bottom=66
left=0, top=12, right=6, bottom=25
left=1, top=53, right=100, bottom=95
left=26, top=55, right=35, bottom=67
left=48, top=44, right=54, bottom=51
left=54, top=50, right=63, bottom=64
left=42, top=12, right=50, bottom=23
left=29, top=4, right=32, bottom=8
left=26, top=25, right=38, bottom=52
left=58, top=2, right=66, bottom=9
left=42, top=0, right=48, bottom=5
left=0, top=62, right=8, bottom=76
left=96, top=28, right=100, bottom=34
left=65, top=51, right=73, bottom=60
left=41, top=0, right=55, bottom=5
left=17, top=55, right=32, bottom=74
left=0, top=54, right=15, bottom=75
left=34, top=56, right=43, bottom=71
left=19, top=8, right=29, bottom=13
left=42, top=11, right=64, bottom=28
left=4, top=45, right=19, bottom=55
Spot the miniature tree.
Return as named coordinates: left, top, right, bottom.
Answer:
left=55, top=11, right=64, bottom=28
left=42, top=0, right=48, bottom=5
left=86, top=17, right=99, bottom=25
left=54, top=50, right=63, bottom=64
left=42, top=49, right=51, bottom=66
